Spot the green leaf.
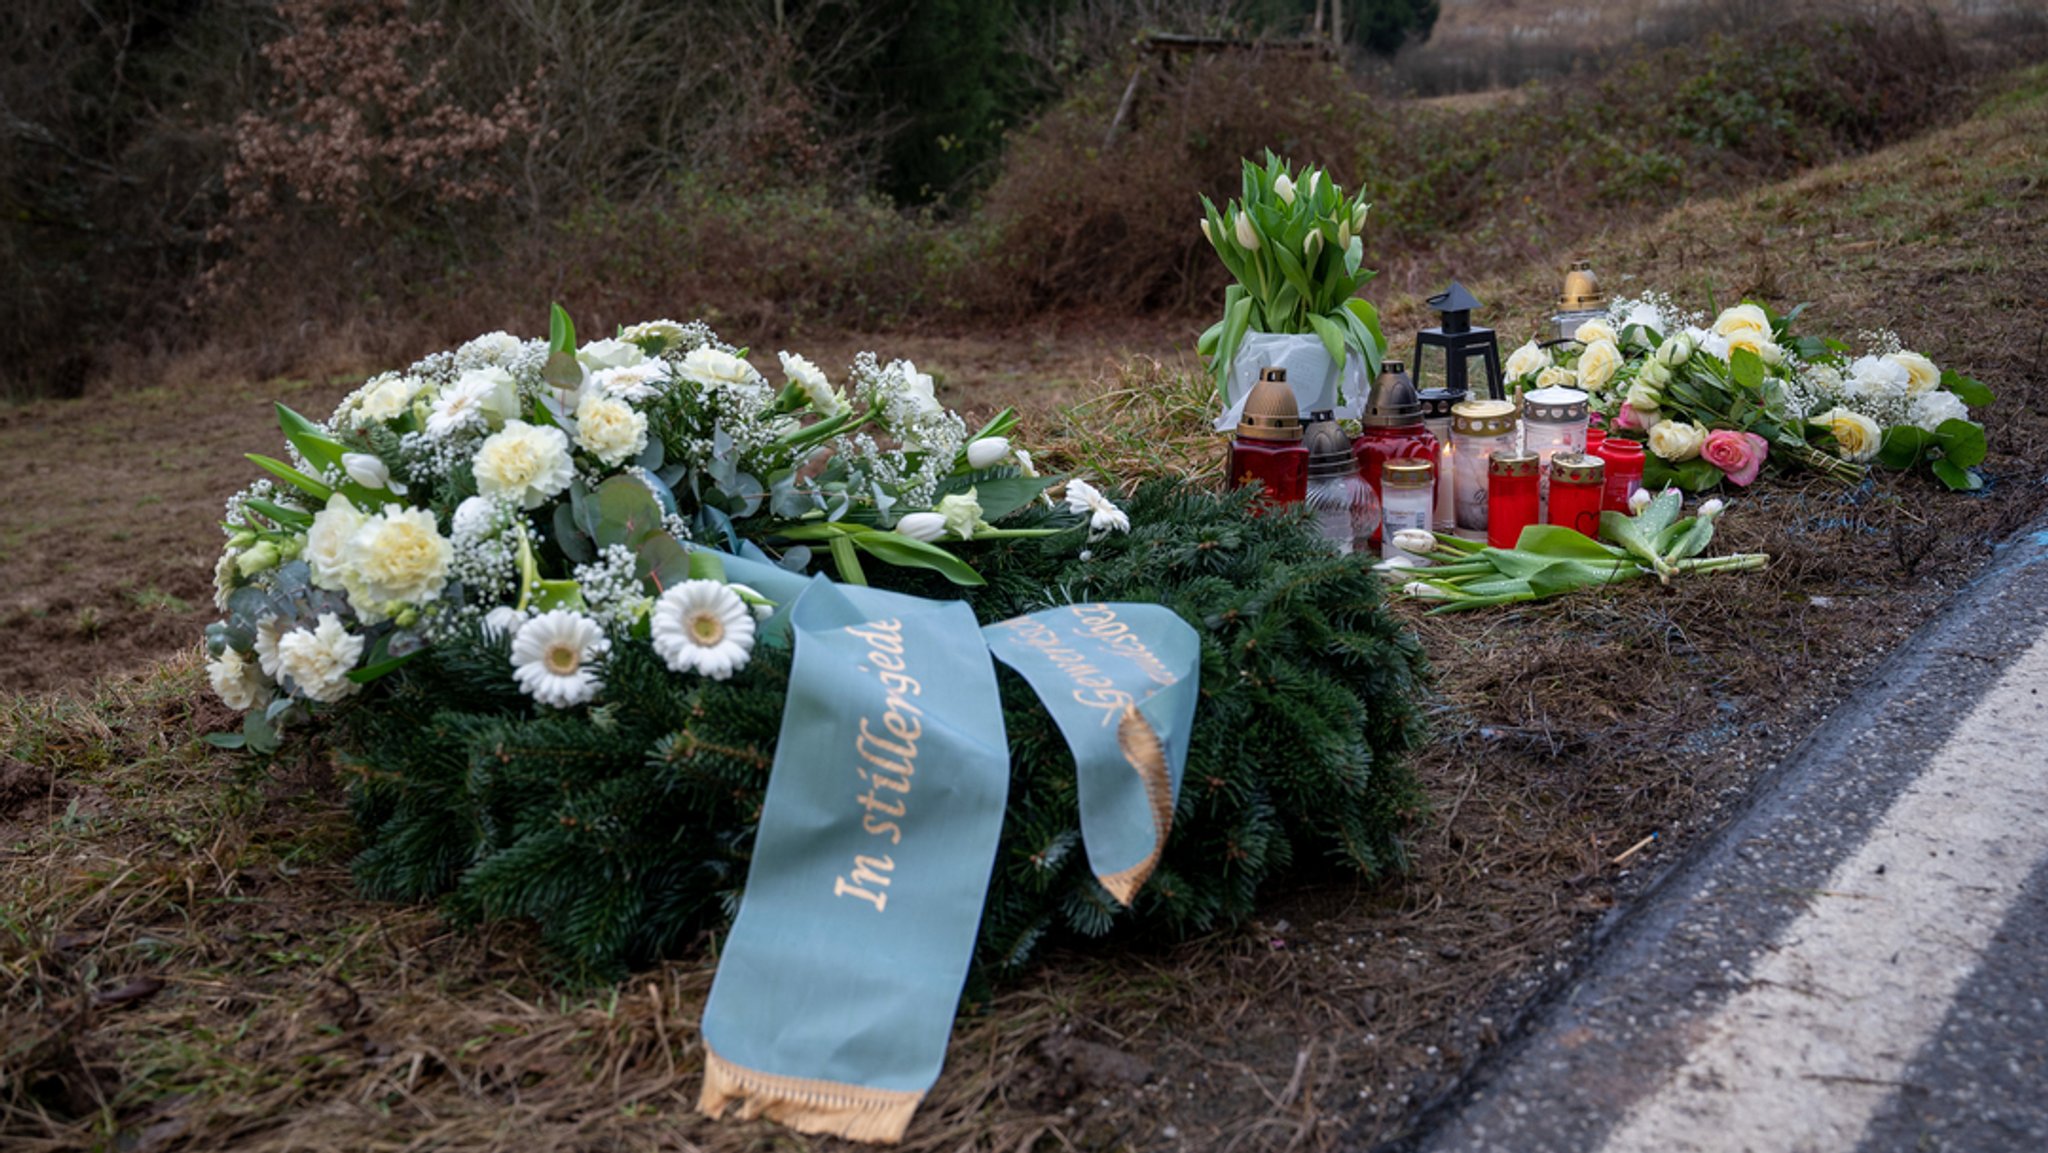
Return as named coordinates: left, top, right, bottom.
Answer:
left=1729, top=347, right=1765, bottom=391
left=245, top=499, right=315, bottom=531
left=1934, top=419, right=1987, bottom=469
left=827, top=534, right=866, bottom=585
left=276, top=404, right=347, bottom=476
left=1342, top=297, right=1386, bottom=357
left=347, top=651, right=421, bottom=684
left=204, top=731, right=247, bottom=750
left=530, top=579, right=586, bottom=612
left=552, top=504, right=595, bottom=565
left=247, top=453, right=334, bottom=502
left=543, top=350, right=583, bottom=392
left=549, top=302, right=576, bottom=354
left=592, top=475, right=666, bottom=550
left=1942, top=370, right=1994, bottom=408
left=1510, top=524, right=1628, bottom=559
left=687, top=549, right=727, bottom=583
left=1932, top=459, right=1983, bottom=491
left=243, top=708, right=278, bottom=755
left=637, top=533, right=694, bottom=593
left=851, top=532, right=986, bottom=587
left=1305, top=312, right=1347, bottom=370
left=935, top=474, right=1053, bottom=522
left=1877, top=425, right=1933, bottom=470
left=1642, top=455, right=1727, bottom=492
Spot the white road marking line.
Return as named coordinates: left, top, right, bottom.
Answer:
left=1598, top=631, right=2048, bottom=1153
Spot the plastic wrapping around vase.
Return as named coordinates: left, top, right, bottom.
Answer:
left=1214, top=333, right=1368, bottom=432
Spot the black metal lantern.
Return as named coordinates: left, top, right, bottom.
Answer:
left=1412, top=281, right=1505, bottom=402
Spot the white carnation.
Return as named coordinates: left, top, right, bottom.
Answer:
left=428, top=369, right=509, bottom=438
left=1908, top=390, right=1970, bottom=433
left=779, top=351, right=843, bottom=416
left=343, top=506, right=452, bottom=611
left=678, top=348, right=765, bottom=392
left=253, top=614, right=288, bottom=678
left=456, top=331, right=524, bottom=367
left=276, top=613, right=365, bottom=704
left=587, top=362, right=672, bottom=404
left=207, top=647, right=270, bottom=711
left=352, top=375, right=424, bottom=427
left=573, top=393, right=649, bottom=467
left=474, top=420, right=575, bottom=509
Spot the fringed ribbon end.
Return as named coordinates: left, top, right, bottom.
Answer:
left=1095, top=706, right=1177, bottom=907
left=698, top=1047, right=924, bottom=1145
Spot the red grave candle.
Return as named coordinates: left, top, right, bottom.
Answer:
left=1487, top=451, right=1540, bottom=550
left=1592, top=436, right=1646, bottom=513
left=1546, top=453, right=1607, bottom=538
left=1228, top=367, right=1309, bottom=508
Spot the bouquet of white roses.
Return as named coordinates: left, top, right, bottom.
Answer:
left=203, top=307, right=1112, bottom=751
left=1501, top=294, right=1991, bottom=492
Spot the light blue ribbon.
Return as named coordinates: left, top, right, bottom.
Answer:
left=696, top=569, right=1200, bottom=1143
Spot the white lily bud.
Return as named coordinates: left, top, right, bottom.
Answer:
left=1393, top=528, right=1437, bottom=554
left=1274, top=173, right=1296, bottom=204
left=894, top=512, right=947, bottom=542
left=1233, top=212, right=1261, bottom=251
left=1628, top=488, right=1654, bottom=515
left=965, top=436, right=1012, bottom=470
left=342, top=452, right=406, bottom=494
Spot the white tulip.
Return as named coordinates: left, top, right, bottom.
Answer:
left=1628, top=488, right=1654, bottom=515
left=342, top=452, right=405, bottom=494
left=1698, top=498, right=1726, bottom=521
left=894, top=512, right=947, bottom=542
left=1200, top=218, right=1214, bottom=244
left=965, top=436, right=1012, bottom=470
left=1393, top=528, right=1438, bottom=554
left=1233, top=212, right=1260, bottom=251
left=1303, top=230, right=1324, bottom=261
left=1274, top=173, right=1296, bottom=204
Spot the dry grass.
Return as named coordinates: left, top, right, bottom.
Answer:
left=3, top=63, right=2046, bottom=1153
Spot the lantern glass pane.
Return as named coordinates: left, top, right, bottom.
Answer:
left=1461, top=348, right=1499, bottom=400
left=1413, top=343, right=1448, bottom=394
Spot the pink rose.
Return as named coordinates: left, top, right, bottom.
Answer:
left=1701, top=429, right=1769, bottom=486
left=1613, top=403, right=1651, bottom=432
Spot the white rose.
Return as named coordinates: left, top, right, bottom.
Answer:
left=1697, top=331, right=1733, bottom=361
left=678, top=348, right=763, bottom=391
left=1639, top=359, right=1673, bottom=388
left=1888, top=351, right=1940, bottom=394
left=1647, top=419, right=1707, bottom=462
left=207, top=647, right=270, bottom=712
left=1536, top=365, right=1579, bottom=390
left=304, top=494, right=367, bottom=591
left=1712, top=303, right=1771, bottom=342
left=573, top=393, right=649, bottom=467
left=965, top=436, right=1012, bottom=470
left=1908, top=389, right=1970, bottom=433
left=276, top=613, right=365, bottom=704
left=1503, top=340, right=1551, bottom=382
left=1625, top=379, right=1664, bottom=411
left=1621, top=300, right=1667, bottom=338
left=343, top=506, right=453, bottom=612
left=1577, top=339, right=1624, bottom=395
left=1657, top=334, right=1694, bottom=367
left=935, top=490, right=986, bottom=540
left=619, top=320, right=686, bottom=350
left=577, top=338, right=645, bottom=371
left=1574, top=319, right=1619, bottom=347
left=1813, top=407, right=1882, bottom=462
left=473, top=420, right=574, bottom=509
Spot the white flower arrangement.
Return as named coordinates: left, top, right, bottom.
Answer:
left=202, top=309, right=1106, bottom=750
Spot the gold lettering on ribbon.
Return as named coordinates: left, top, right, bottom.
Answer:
left=996, top=606, right=1177, bottom=728
left=835, top=619, right=923, bottom=911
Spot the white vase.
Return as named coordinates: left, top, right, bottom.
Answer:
left=1213, top=331, right=1367, bottom=432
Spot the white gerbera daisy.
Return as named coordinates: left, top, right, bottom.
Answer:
left=650, top=580, right=756, bottom=681
left=1063, top=477, right=1131, bottom=537
left=510, top=610, right=609, bottom=708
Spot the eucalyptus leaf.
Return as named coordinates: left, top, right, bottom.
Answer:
left=243, top=708, right=279, bottom=755
left=592, top=475, right=666, bottom=550
left=553, top=503, right=595, bottom=564
left=635, top=437, right=666, bottom=472
left=636, top=533, right=694, bottom=593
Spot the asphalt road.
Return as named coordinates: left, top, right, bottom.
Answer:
left=1393, top=520, right=2048, bottom=1153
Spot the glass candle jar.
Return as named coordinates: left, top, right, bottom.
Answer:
left=1546, top=453, right=1606, bottom=538
left=1303, top=410, right=1380, bottom=553
left=1451, top=399, right=1518, bottom=532
left=1229, top=367, right=1309, bottom=508
left=1379, top=459, right=1434, bottom=563
left=1592, top=436, right=1646, bottom=513
left=1487, top=451, right=1540, bottom=549
left=1353, top=362, right=1439, bottom=547
left=1420, top=387, right=1464, bottom=533
left=1523, top=385, right=1590, bottom=517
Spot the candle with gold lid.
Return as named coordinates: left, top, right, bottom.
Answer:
left=1451, top=398, right=1517, bottom=532
left=1228, top=367, right=1308, bottom=508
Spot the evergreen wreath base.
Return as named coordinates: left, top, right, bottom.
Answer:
left=343, top=482, right=1429, bottom=979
